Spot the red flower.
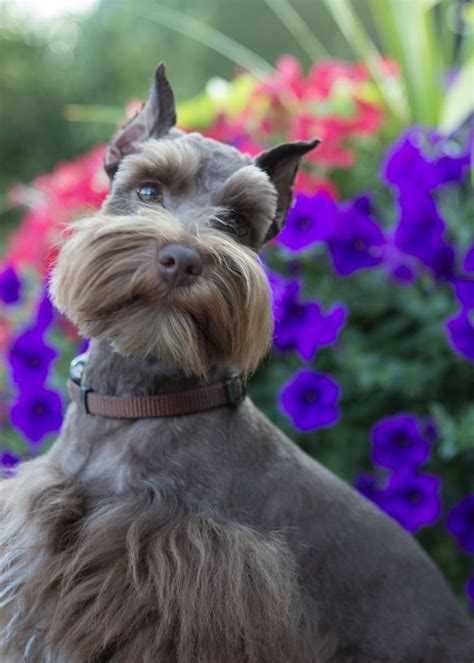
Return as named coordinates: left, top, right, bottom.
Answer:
left=7, top=146, right=108, bottom=275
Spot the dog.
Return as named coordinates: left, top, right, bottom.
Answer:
left=1, top=64, right=473, bottom=662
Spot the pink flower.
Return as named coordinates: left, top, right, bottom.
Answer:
left=6, top=146, right=108, bottom=275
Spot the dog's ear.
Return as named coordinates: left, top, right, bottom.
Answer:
left=104, top=63, right=177, bottom=179
left=255, top=139, right=320, bottom=241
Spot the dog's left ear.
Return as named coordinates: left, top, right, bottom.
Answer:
left=104, top=63, right=177, bottom=179
left=255, top=139, right=320, bottom=241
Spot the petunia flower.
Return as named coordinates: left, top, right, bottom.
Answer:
left=382, top=127, right=470, bottom=194
left=370, top=414, right=431, bottom=471
left=380, top=471, right=442, bottom=533
left=8, top=328, right=57, bottom=387
left=10, top=387, right=63, bottom=444
left=447, top=494, right=474, bottom=553
left=394, top=192, right=455, bottom=279
left=0, top=264, right=22, bottom=305
left=452, top=245, right=474, bottom=310
left=445, top=309, right=474, bottom=363
left=279, top=369, right=341, bottom=432
left=326, top=197, right=386, bottom=276
left=355, top=473, right=385, bottom=508
left=278, top=192, right=337, bottom=252
left=0, top=451, right=20, bottom=478
left=273, top=280, right=346, bottom=361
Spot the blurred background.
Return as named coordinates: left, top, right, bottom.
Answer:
left=0, top=0, right=473, bottom=609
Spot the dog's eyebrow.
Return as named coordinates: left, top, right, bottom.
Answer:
left=113, top=139, right=201, bottom=190
left=214, top=166, right=277, bottom=223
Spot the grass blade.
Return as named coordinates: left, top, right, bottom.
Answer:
left=124, top=4, right=274, bottom=79
left=264, top=0, right=329, bottom=61
left=321, top=0, right=408, bottom=123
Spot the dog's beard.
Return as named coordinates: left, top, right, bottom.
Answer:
left=50, top=211, right=274, bottom=377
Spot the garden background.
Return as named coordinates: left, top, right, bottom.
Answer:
left=0, top=0, right=473, bottom=611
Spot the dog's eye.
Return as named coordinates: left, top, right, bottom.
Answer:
left=230, top=216, right=248, bottom=237
left=216, top=214, right=247, bottom=237
left=137, top=183, right=163, bottom=204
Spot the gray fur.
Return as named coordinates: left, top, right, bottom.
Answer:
left=1, top=66, right=473, bottom=662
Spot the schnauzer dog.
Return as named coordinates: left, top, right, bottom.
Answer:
left=1, top=64, right=473, bottom=662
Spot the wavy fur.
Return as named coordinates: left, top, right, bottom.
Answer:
left=50, top=211, right=273, bottom=378
left=0, top=458, right=318, bottom=663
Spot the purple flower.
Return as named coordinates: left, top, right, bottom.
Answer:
left=273, top=280, right=346, bottom=360
left=445, top=309, right=474, bottom=363
left=453, top=278, right=474, bottom=310
left=8, top=328, right=57, bottom=386
left=394, top=192, right=455, bottom=279
left=463, top=245, right=474, bottom=273
left=10, top=387, right=63, bottom=444
left=391, top=263, right=416, bottom=283
left=36, top=290, right=55, bottom=331
left=278, top=193, right=336, bottom=252
left=0, top=451, right=20, bottom=478
left=381, top=471, right=442, bottom=533
left=355, top=473, right=385, bottom=507
left=447, top=494, right=474, bottom=553
left=382, top=129, right=439, bottom=193
left=0, top=265, right=22, bottom=305
left=383, top=240, right=418, bottom=284
left=327, top=197, right=386, bottom=276
left=382, top=127, right=470, bottom=193
left=279, top=369, right=341, bottom=432
left=452, top=245, right=474, bottom=310
left=371, top=414, right=431, bottom=470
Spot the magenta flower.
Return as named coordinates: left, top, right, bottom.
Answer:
left=278, top=192, right=336, bottom=252
left=279, top=369, right=341, bottom=432
left=371, top=414, right=431, bottom=471
left=447, top=494, right=474, bottom=553
left=327, top=197, right=386, bottom=276
left=445, top=309, right=474, bottom=363
left=10, top=387, right=63, bottom=444
left=273, top=280, right=346, bottom=360
left=0, top=265, right=22, bottom=305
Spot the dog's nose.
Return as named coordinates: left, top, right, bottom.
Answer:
left=158, top=243, right=203, bottom=287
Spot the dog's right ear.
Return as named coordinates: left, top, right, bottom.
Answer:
left=104, top=63, right=177, bottom=179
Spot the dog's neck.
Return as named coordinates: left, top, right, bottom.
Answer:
left=82, top=339, right=233, bottom=397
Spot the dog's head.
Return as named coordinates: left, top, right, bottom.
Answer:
left=50, top=64, right=318, bottom=377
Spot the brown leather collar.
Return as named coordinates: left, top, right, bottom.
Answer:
left=68, top=354, right=246, bottom=419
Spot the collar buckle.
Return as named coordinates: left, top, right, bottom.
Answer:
left=70, top=352, right=89, bottom=386
left=225, top=374, right=246, bottom=406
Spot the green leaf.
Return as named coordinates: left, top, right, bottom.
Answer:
left=439, top=54, right=474, bottom=134
left=321, top=0, right=408, bottom=125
